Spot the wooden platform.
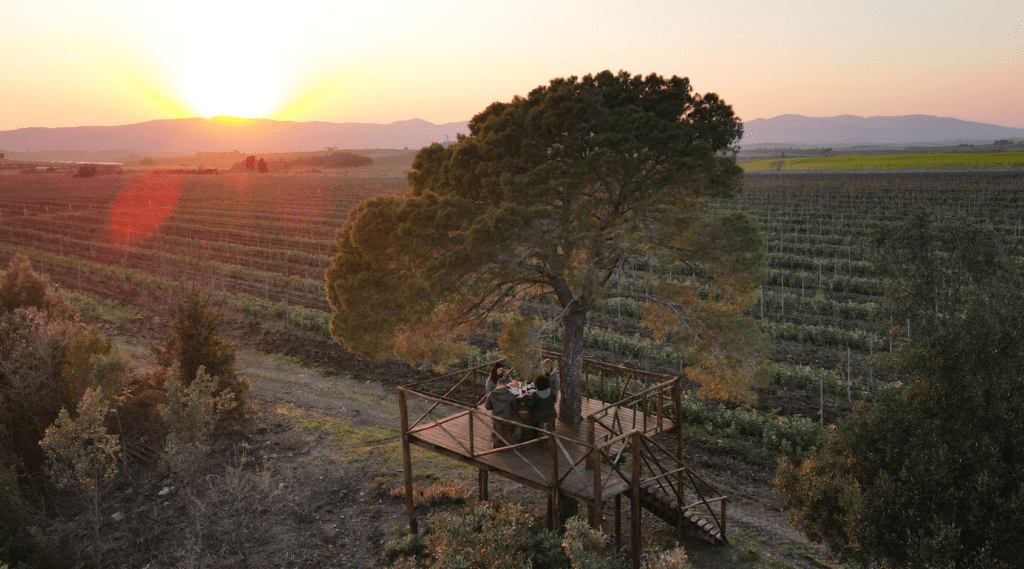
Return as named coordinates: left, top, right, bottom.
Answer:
left=406, top=395, right=674, bottom=504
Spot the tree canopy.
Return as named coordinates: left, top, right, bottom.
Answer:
left=326, top=70, right=767, bottom=424
left=776, top=211, right=1024, bottom=568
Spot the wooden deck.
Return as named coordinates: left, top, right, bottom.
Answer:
left=398, top=357, right=730, bottom=567
left=406, top=395, right=673, bottom=503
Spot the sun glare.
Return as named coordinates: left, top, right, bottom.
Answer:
left=178, top=65, right=282, bottom=119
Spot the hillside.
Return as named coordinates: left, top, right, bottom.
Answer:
left=740, top=114, right=1024, bottom=146
left=0, top=116, right=469, bottom=155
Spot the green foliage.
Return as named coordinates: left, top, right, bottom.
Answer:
left=675, top=395, right=829, bottom=455
left=0, top=254, right=67, bottom=317
left=159, top=366, right=238, bottom=477
left=382, top=532, right=427, bottom=566
left=642, top=549, right=692, bottom=569
left=393, top=501, right=570, bottom=569
left=0, top=307, right=110, bottom=473
left=776, top=212, right=1024, bottom=568
left=39, top=386, right=121, bottom=493
left=498, top=316, right=545, bottom=379
left=328, top=71, right=766, bottom=422
left=158, top=288, right=246, bottom=409
left=562, top=517, right=611, bottom=569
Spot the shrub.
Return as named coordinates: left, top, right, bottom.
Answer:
left=402, top=502, right=570, bottom=569
left=72, top=165, right=97, bottom=178
left=158, top=288, right=236, bottom=387
left=39, top=386, right=121, bottom=567
left=0, top=254, right=67, bottom=316
left=0, top=309, right=108, bottom=473
left=563, top=516, right=611, bottom=569
left=157, top=288, right=246, bottom=413
left=159, top=366, right=237, bottom=477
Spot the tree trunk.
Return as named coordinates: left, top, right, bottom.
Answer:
left=558, top=302, right=587, bottom=425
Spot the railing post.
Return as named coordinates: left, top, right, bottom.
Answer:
left=656, top=387, right=664, bottom=430
left=398, top=388, right=418, bottom=534
left=631, top=432, right=642, bottom=569
left=588, top=417, right=602, bottom=529
left=468, top=408, right=475, bottom=457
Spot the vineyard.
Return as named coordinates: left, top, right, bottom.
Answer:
left=4, top=167, right=1024, bottom=448
left=742, top=151, right=1024, bottom=170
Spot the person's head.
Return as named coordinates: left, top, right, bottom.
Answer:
left=542, top=358, right=556, bottom=374
left=496, top=373, right=508, bottom=387
left=489, top=362, right=505, bottom=379
left=534, top=375, right=550, bottom=391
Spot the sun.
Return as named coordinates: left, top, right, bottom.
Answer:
left=177, top=59, right=283, bottom=119
left=169, top=8, right=290, bottom=120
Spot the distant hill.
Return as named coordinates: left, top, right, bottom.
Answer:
left=740, top=115, right=1024, bottom=147
left=0, top=117, right=469, bottom=155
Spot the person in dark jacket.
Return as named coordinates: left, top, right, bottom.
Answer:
left=524, top=374, right=557, bottom=438
left=485, top=374, right=518, bottom=447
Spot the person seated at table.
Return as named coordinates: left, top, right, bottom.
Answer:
left=485, top=362, right=509, bottom=394
left=542, top=358, right=560, bottom=398
left=485, top=374, right=519, bottom=447
left=524, top=374, right=557, bottom=436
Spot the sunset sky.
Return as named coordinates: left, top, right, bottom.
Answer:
left=2, top=0, right=1022, bottom=131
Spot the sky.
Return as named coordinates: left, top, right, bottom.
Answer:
left=1, top=0, right=1022, bottom=131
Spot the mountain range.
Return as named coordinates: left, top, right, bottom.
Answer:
left=740, top=115, right=1024, bottom=147
left=0, top=117, right=470, bottom=155
left=2, top=114, right=1023, bottom=156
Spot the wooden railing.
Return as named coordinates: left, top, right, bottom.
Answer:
left=399, top=354, right=729, bottom=548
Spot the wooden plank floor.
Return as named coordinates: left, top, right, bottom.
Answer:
left=406, top=396, right=676, bottom=504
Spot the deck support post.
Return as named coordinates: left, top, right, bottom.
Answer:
left=721, top=498, right=728, bottom=541
left=672, top=379, right=685, bottom=537
left=631, top=432, right=641, bottom=569
left=614, top=494, right=622, bottom=551
left=398, top=389, right=418, bottom=534
left=478, top=469, right=488, bottom=502
left=587, top=417, right=602, bottom=529
left=549, top=427, right=561, bottom=532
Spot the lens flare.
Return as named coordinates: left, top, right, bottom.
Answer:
left=105, top=173, right=182, bottom=246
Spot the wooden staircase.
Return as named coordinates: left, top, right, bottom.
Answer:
left=638, top=477, right=727, bottom=544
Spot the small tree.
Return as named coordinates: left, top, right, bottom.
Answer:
left=158, top=288, right=236, bottom=388
left=257, top=158, right=268, bottom=173
left=39, top=387, right=121, bottom=567
left=245, top=156, right=256, bottom=170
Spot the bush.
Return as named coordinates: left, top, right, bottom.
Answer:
left=385, top=502, right=571, bottom=569
left=73, top=165, right=97, bottom=178
left=157, top=288, right=246, bottom=410
left=0, top=254, right=67, bottom=317
left=159, top=366, right=238, bottom=478
left=0, top=308, right=109, bottom=473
